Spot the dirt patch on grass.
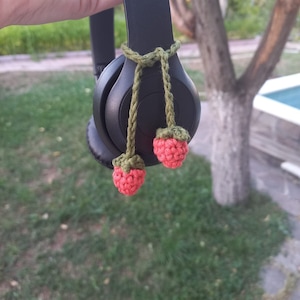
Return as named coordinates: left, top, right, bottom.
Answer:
left=0, top=70, right=91, bottom=97
left=4, top=225, right=86, bottom=286
left=27, top=152, right=62, bottom=189
left=0, top=72, right=52, bottom=96
left=50, top=225, right=85, bottom=252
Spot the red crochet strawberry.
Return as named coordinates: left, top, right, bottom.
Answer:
left=112, top=154, right=146, bottom=196
left=113, top=167, right=146, bottom=196
left=153, top=126, right=190, bottom=169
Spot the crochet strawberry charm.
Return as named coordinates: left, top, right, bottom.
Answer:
left=153, top=125, right=190, bottom=169
left=112, top=154, right=146, bottom=196
left=110, top=41, right=188, bottom=196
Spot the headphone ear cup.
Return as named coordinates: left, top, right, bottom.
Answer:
left=93, top=55, right=125, bottom=151
left=86, top=55, right=125, bottom=168
left=86, top=117, right=117, bottom=169
left=104, top=55, right=201, bottom=166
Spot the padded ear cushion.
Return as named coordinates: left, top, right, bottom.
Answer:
left=87, top=55, right=125, bottom=168
left=93, top=54, right=125, bottom=156
left=86, top=55, right=125, bottom=168
left=86, top=117, right=121, bottom=169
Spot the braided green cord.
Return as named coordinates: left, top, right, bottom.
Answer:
left=122, top=40, right=180, bottom=148
left=160, top=50, right=175, bottom=127
left=113, top=41, right=181, bottom=171
left=125, top=62, right=143, bottom=158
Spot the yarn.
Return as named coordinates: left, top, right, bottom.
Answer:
left=112, top=153, right=146, bottom=196
left=149, top=41, right=190, bottom=169
left=113, top=167, right=146, bottom=196
left=112, top=41, right=187, bottom=195
left=155, top=125, right=191, bottom=141
left=153, top=125, right=190, bottom=168
left=153, top=138, right=188, bottom=169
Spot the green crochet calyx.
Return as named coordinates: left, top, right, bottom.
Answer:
left=113, top=153, right=145, bottom=173
left=156, top=126, right=191, bottom=142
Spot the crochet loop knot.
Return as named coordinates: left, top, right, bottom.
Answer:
left=121, top=41, right=180, bottom=69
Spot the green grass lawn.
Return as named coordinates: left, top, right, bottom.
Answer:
left=0, top=71, right=288, bottom=299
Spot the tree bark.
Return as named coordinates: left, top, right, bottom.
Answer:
left=209, top=90, right=254, bottom=205
left=193, top=0, right=251, bottom=205
left=193, top=0, right=236, bottom=92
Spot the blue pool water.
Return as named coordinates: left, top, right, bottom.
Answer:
left=263, top=86, right=300, bottom=109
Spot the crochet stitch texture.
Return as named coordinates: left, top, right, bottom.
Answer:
left=112, top=41, right=190, bottom=195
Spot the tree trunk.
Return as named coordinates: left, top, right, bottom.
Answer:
left=170, top=0, right=195, bottom=39
left=208, top=90, right=254, bottom=205
left=192, top=0, right=300, bottom=205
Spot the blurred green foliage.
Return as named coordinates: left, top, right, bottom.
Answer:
left=224, top=0, right=299, bottom=40
left=0, top=1, right=299, bottom=56
left=225, top=0, right=275, bottom=39
left=0, top=7, right=127, bottom=56
left=0, top=19, right=91, bottom=55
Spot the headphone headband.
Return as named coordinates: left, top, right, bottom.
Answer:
left=89, top=9, right=115, bottom=78
left=89, top=0, right=175, bottom=76
left=124, top=0, right=174, bottom=54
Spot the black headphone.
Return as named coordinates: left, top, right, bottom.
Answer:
left=86, top=0, right=201, bottom=169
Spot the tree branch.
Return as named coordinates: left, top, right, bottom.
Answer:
left=192, top=0, right=236, bottom=92
left=239, top=0, right=300, bottom=94
left=170, top=0, right=195, bottom=39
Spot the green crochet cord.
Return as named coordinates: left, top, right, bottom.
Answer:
left=112, top=41, right=181, bottom=171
